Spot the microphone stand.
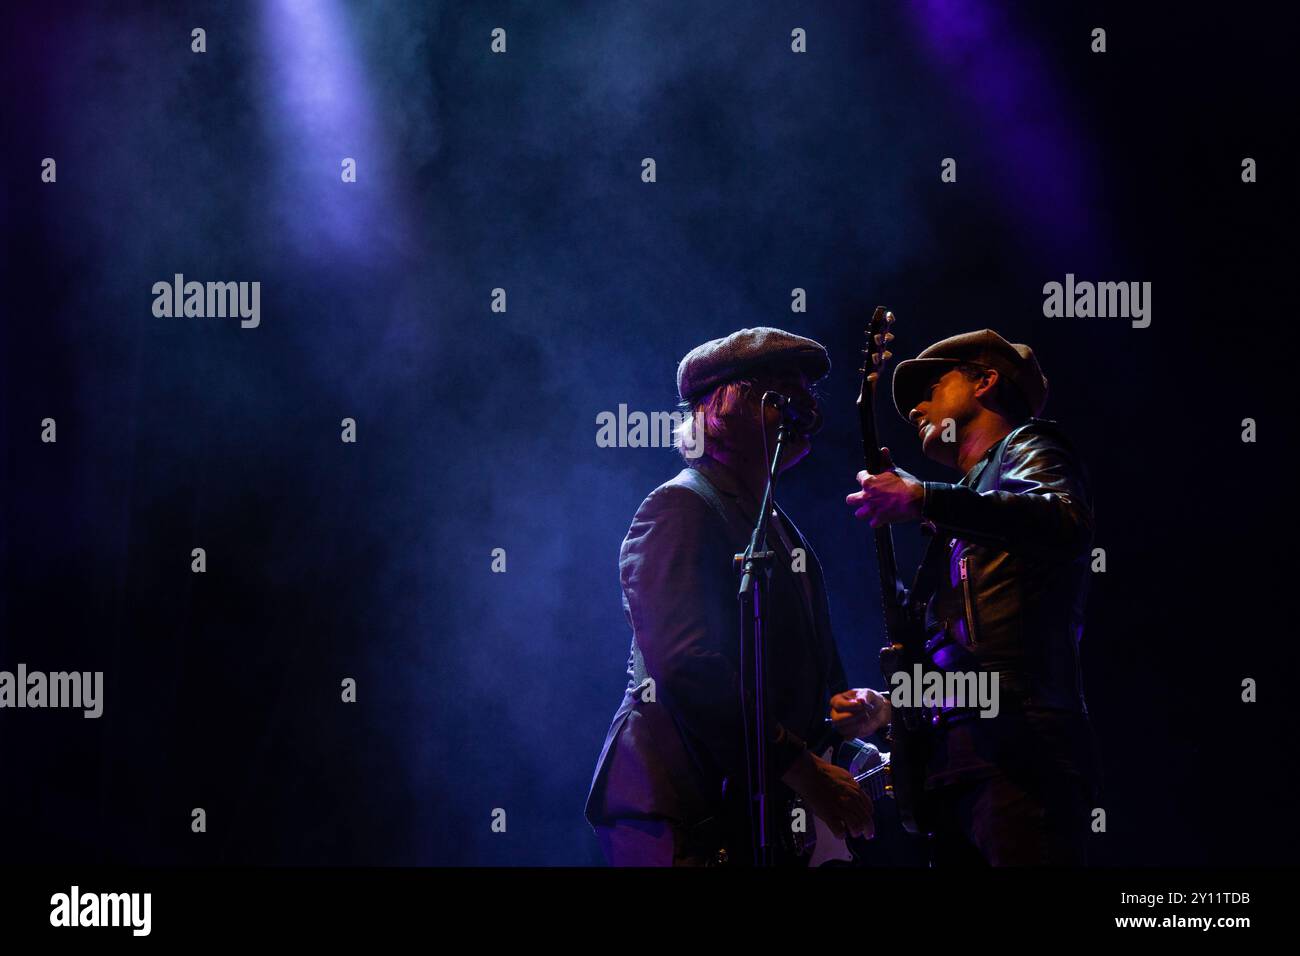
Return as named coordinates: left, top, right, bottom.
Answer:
left=734, top=411, right=794, bottom=867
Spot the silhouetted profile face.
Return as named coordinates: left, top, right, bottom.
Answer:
left=751, top=367, right=820, bottom=472
left=908, top=365, right=995, bottom=468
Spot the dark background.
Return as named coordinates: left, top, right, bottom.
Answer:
left=1, top=1, right=1294, bottom=865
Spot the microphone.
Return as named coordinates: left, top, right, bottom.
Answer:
left=761, top=391, right=822, bottom=435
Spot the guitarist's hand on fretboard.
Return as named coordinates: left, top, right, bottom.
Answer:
left=846, top=446, right=925, bottom=528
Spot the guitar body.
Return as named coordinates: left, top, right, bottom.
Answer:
left=806, top=740, right=889, bottom=866
left=711, top=737, right=891, bottom=866
left=858, top=307, right=933, bottom=836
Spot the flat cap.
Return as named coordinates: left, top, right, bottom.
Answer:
left=677, top=327, right=831, bottom=403
left=892, top=328, right=1048, bottom=422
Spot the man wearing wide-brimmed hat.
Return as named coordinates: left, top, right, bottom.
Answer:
left=843, top=328, right=1099, bottom=866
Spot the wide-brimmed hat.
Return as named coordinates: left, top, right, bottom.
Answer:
left=891, top=328, right=1048, bottom=422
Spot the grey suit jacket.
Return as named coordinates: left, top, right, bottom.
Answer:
left=585, top=457, right=847, bottom=830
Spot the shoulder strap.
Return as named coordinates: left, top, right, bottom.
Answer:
left=627, top=469, right=736, bottom=692
left=674, top=467, right=734, bottom=529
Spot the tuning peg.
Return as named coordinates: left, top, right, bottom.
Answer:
left=866, top=372, right=878, bottom=383
left=885, top=311, right=895, bottom=324
left=884, top=332, right=895, bottom=344
left=882, top=350, right=893, bottom=361
left=870, top=352, right=880, bottom=365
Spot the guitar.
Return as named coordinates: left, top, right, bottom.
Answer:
left=803, top=737, right=892, bottom=866
left=710, top=734, right=894, bottom=866
left=856, top=307, right=932, bottom=835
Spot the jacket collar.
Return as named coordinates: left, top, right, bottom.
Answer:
left=688, top=455, right=754, bottom=506
left=963, top=417, right=1055, bottom=487
left=687, top=456, right=803, bottom=554
left=961, top=441, right=1000, bottom=487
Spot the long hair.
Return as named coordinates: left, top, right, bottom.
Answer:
left=672, top=378, right=758, bottom=461
left=673, top=370, right=820, bottom=460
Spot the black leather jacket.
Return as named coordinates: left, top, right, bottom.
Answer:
left=916, top=418, right=1093, bottom=717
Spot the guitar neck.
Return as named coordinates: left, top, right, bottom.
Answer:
left=857, top=307, right=906, bottom=629
left=873, top=526, right=902, bottom=616
left=866, top=438, right=906, bottom=638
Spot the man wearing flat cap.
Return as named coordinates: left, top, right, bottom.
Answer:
left=842, top=328, right=1099, bottom=865
left=585, top=327, right=883, bottom=865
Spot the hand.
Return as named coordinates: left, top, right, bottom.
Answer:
left=781, top=750, right=874, bottom=840
left=830, top=687, right=892, bottom=739
left=845, top=447, right=924, bottom=527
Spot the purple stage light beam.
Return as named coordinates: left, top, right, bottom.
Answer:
left=907, top=0, right=1107, bottom=263
left=257, top=0, right=409, bottom=265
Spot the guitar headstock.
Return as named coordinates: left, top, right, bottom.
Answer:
left=856, top=307, right=896, bottom=405
left=856, top=307, right=896, bottom=468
